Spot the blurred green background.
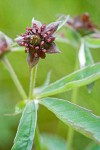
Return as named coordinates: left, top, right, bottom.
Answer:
left=0, top=0, right=100, bottom=149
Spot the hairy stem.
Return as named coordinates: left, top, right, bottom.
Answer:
left=29, top=66, right=37, bottom=100
left=29, top=65, right=41, bottom=150
left=67, top=55, right=79, bottom=150
left=2, top=56, right=27, bottom=100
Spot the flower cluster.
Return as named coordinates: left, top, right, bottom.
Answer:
left=67, top=13, right=97, bottom=36
left=16, top=19, right=60, bottom=68
left=0, top=32, right=12, bottom=57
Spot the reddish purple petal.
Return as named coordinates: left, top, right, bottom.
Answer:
left=0, top=32, right=12, bottom=47
left=15, top=35, right=31, bottom=44
left=27, top=53, right=39, bottom=68
left=0, top=32, right=12, bottom=55
left=43, top=21, right=60, bottom=35
left=38, top=50, right=46, bottom=58
left=15, top=36, right=24, bottom=44
left=46, top=43, right=61, bottom=54
left=32, top=18, right=42, bottom=29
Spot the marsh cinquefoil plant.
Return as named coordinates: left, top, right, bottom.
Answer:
left=0, top=14, right=100, bottom=150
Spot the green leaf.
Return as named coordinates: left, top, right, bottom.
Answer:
left=57, top=15, right=70, bottom=31
left=42, top=71, right=52, bottom=87
left=85, top=142, right=100, bottom=150
left=78, top=39, right=94, bottom=93
left=39, top=98, right=100, bottom=143
left=41, top=134, right=66, bottom=150
left=85, top=36, right=100, bottom=48
left=38, top=63, right=100, bottom=98
left=86, top=82, right=95, bottom=93
left=11, top=101, right=37, bottom=150
left=78, top=40, right=94, bottom=68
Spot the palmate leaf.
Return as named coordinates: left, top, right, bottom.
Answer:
left=37, top=63, right=100, bottom=98
left=39, top=98, right=100, bottom=143
left=11, top=101, right=37, bottom=150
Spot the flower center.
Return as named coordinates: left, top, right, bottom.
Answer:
left=30, top=35, right=41, bottom=45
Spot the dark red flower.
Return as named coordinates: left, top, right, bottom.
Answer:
left=0, top=32, right=12, bottom=57
left=16, top=19, right=61, bottom=68
left=67, top=13, right=96, bottom=36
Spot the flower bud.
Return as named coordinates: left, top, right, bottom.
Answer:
left=0, top=32, right=12, bottom=57
left=67, top=13, right=96, bottom=36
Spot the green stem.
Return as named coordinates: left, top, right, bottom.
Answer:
left=2, top=56, right=27, bottom=100
left=67, top=89, right=78, bottom=150
left=29, top=65, right=37, bottom=100
left=67, top=55, right=79, bottom=150
left=2, top=56, right=41, bottom=149
left=28, top=65, right=41, bottom=150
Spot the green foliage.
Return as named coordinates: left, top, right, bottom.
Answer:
left=57, top=15, right=70, bottom=31
left=85, top=142, right=100, bottom=150
left=40, top=97, right=100, bottom=143
left=78, top=39, right=94, bottom=93
left=11, top=101, right=37, bottom=150
left=41, top=134, right=66, bottom=150
left=78, top=40, right=94, bottom=68
left=37, top=63, right=100, bottom=98
left=85, top=36, right=100, bottom=48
